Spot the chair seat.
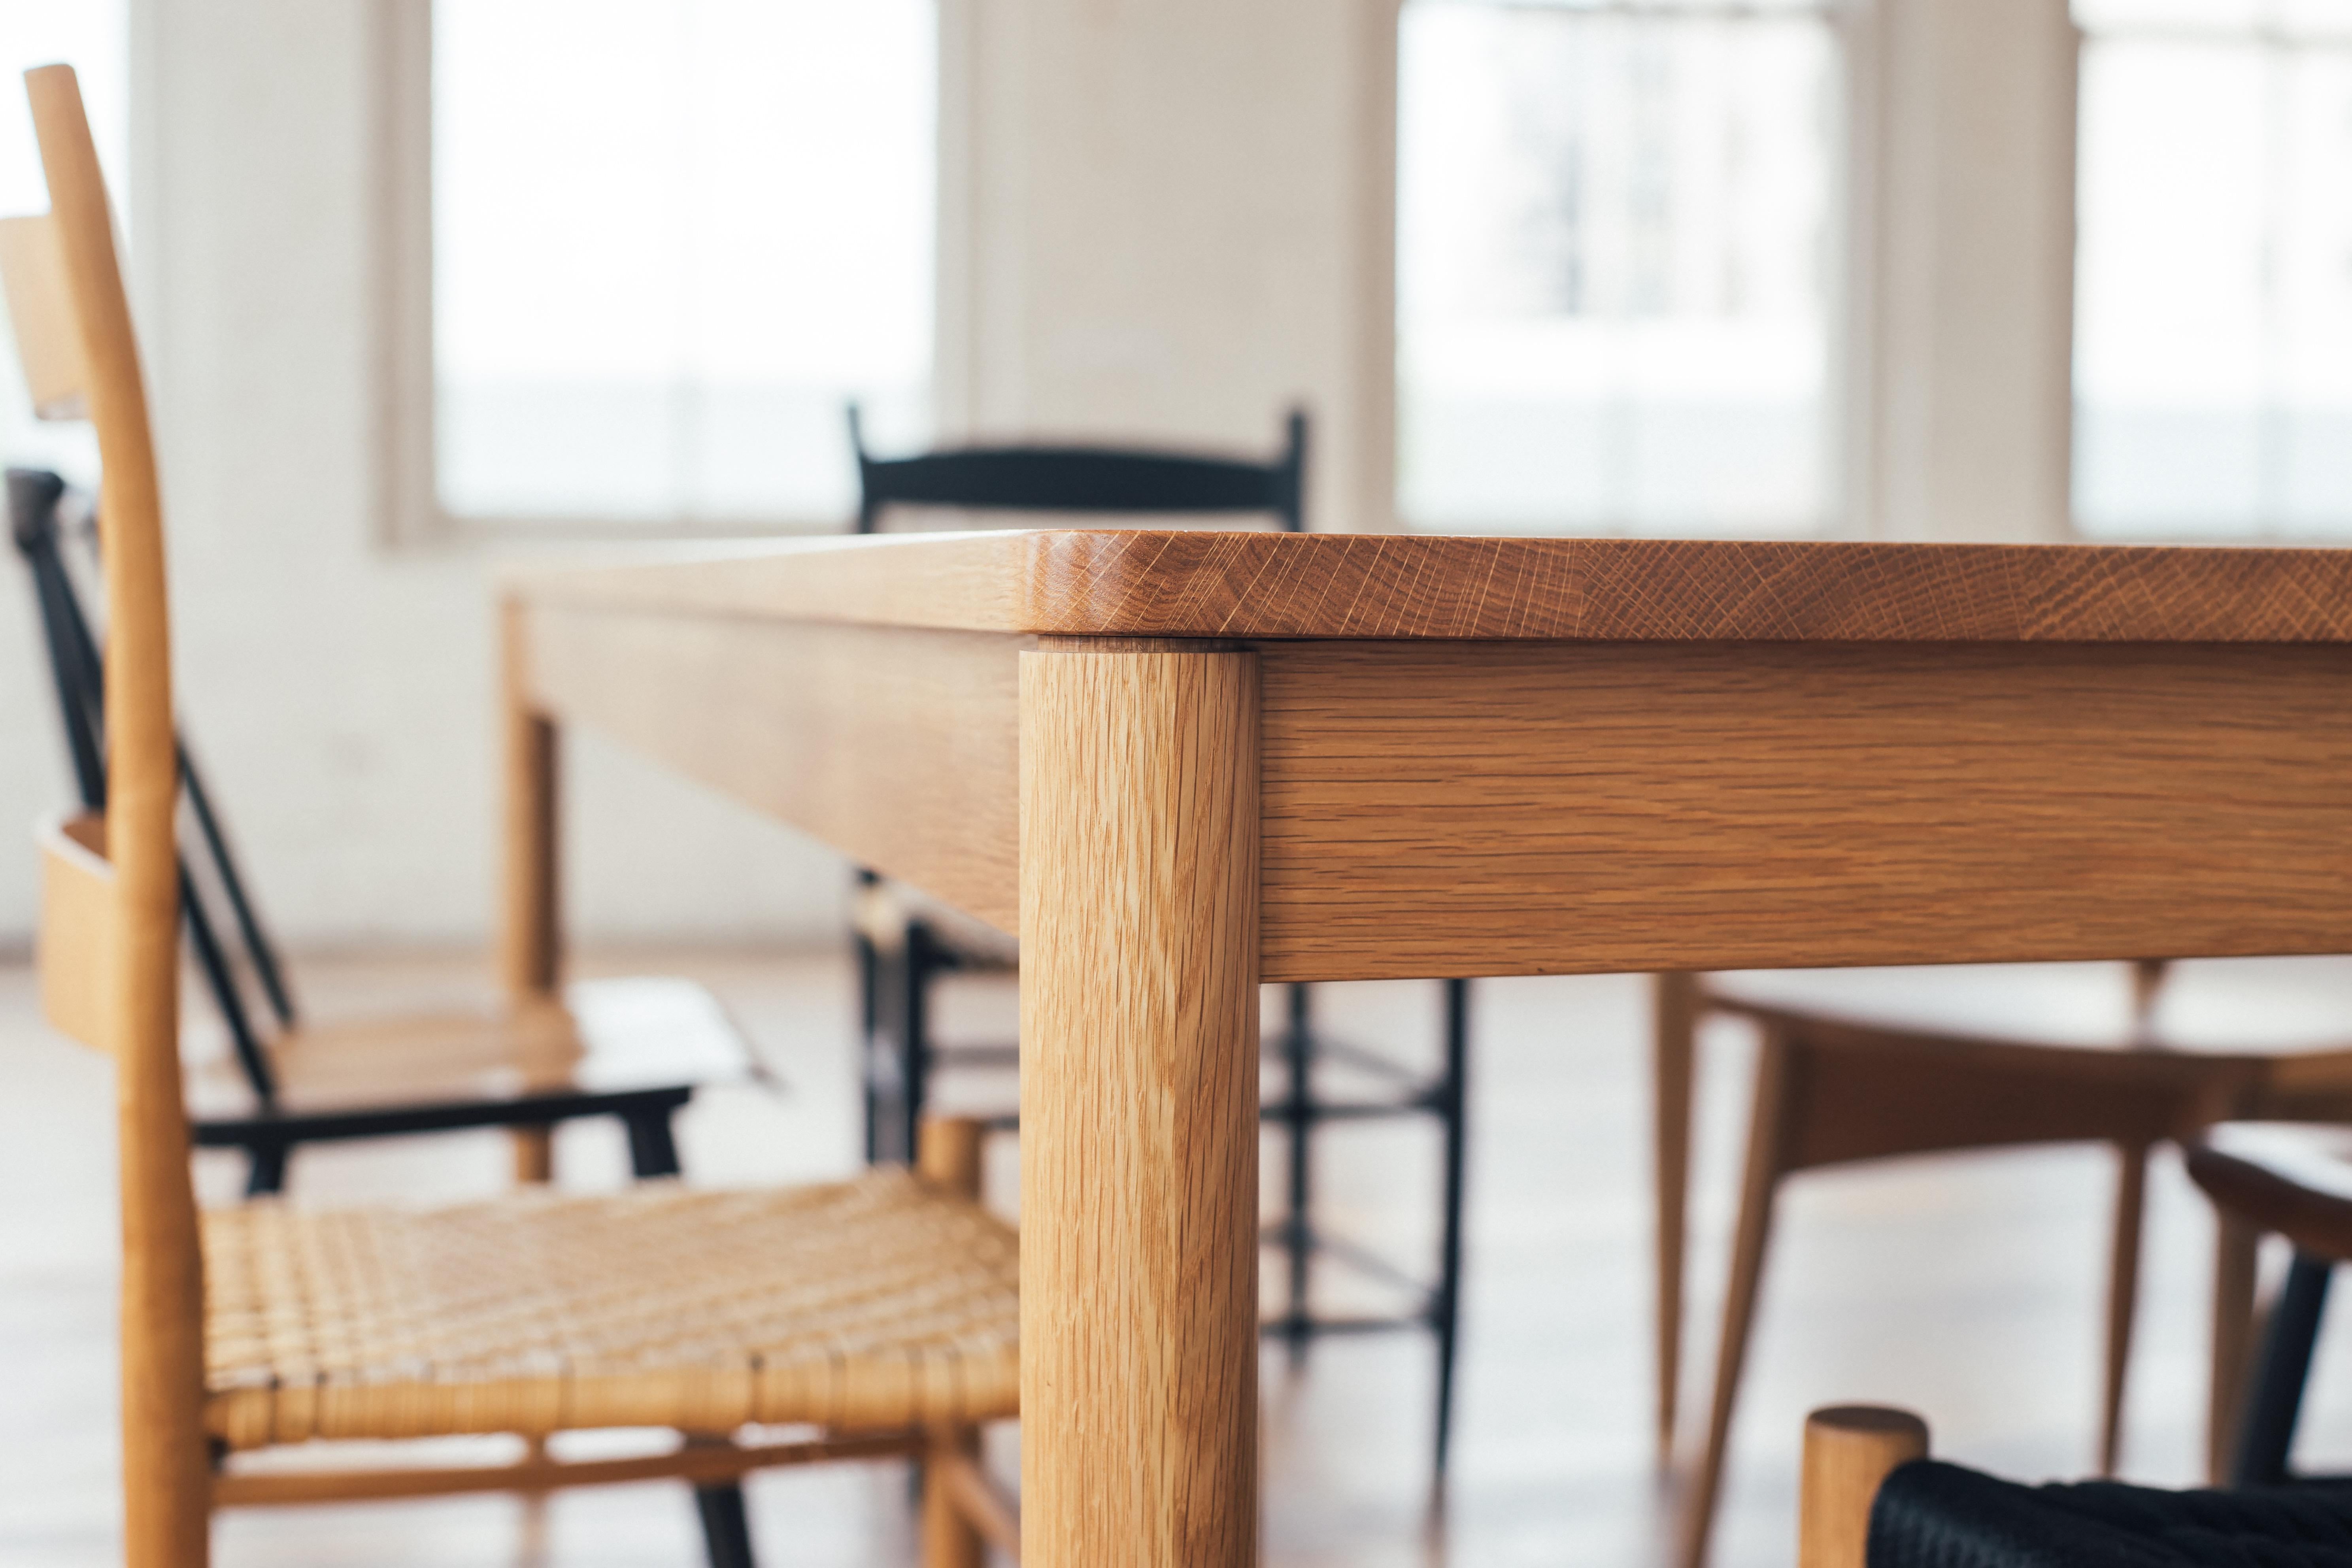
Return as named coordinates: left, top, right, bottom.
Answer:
left=202, top=1168, right=1019, bottom=1449
left=1703, top=959, right=2352, bottom=1057
left=185, top=976, right=754, bottom=1119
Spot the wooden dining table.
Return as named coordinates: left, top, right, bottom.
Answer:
left=498, top=530, right=2352, bottom=1567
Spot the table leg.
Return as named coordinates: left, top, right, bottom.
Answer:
left=1019, top=647, right=1262, bottom=1568
left=500, top=599, right=561, bottom=1184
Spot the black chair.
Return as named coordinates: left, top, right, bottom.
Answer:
left=8, top=466, right=749, bottom=1197
left=1799, top=1130, right=2352, bottom=1568
left=847, top=407, right=1477, bottom=1472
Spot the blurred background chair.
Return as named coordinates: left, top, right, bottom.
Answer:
left=5, top=66, right=1019, bottom=1568
left=0, top=104, right=755, bottom=1204
left=848, top=404, right=1476, bottom=1470
left=1658, top=962, right=2352, bottom=1567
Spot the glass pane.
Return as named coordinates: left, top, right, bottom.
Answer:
left=435, top=0, right=934, bottom=526
left=1397, top=3, right=1836, bottom=534
left=2074, top=12, right=2352, bottom=536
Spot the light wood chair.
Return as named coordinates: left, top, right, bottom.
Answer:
left=1657, top=962, right=2352, bottom=1567
left=9, top=64, right=1019, bottom=1568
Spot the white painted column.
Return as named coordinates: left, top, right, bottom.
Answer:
left=936, top=0, right=1401, bottom=534
left=1844, top=0, right=2080, bottom=543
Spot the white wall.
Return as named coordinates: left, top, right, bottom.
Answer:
left=937, top=0, right=1399, bottom=534
left=0, top=0, right=852, bottom=952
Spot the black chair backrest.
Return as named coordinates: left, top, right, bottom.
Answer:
left=8, top=466, right=293, bottom=1105
left=849, top=406, right=1308, bottom=535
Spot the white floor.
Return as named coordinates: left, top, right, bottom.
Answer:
left=8, top=951, right=2352, bottom=1566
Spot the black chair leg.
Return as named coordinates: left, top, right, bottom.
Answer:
left=2233, top=1250, right=2333, bottom=1487
left=1433, top=977, right=1471, bottom=1477
left=1282, top=983, right=1315, bottom=1367
left=900, top=923, right=936, bottom=1167
left=693, top=1481, right=757, bottom=1568
left=244, top=1142, right=290, bottom=1198
left=625, top=1109, right=683, bottom=1180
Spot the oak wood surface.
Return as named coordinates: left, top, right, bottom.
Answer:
left=20, top=64, right=213, bottom=1568
left=1798, top=1407, right=1929, bottom=1568
left=1255, top=640, right=2352, bottom=981
left=1019, top=649, right=1260, bottom=1568
left=518, top=604, right=1024, bottom=932
left=508, top=528, right=2352, bottom=643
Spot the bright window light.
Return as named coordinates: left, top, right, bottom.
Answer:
left=1396, top=0, right=1839, bottom=536
left=434, top=0, right=935, bottom=527
left=0, top=0, right=127, bottom=489
left=2074, top=0, right=2352, bottom=537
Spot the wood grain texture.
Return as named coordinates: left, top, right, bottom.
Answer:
left=1019, top=649, right=1260, bottom=1568
left=519, top=604, right=1023, bottom=933
left=508, top=529, right=2352, bottom=643
left=1798, top=1407, right=1929, bottom=1568
left=1257, top=640, right=2352, bottom=981
left=24, top=64, right=213, bottom=1568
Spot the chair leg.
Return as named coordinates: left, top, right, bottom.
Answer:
left=693, top=1482, right=757, bottom=1568
left=2209, top=1211, right=2262, bottom=1483
left=243, top=1141, right=289, bottom=1198
left=1281, top=982, right=1314, bottom=1367
left=512, top=1125, right=554, bottom=1185
left=1680, top=1031, right=1800, bottom=1568
left=901, top=924, right=935, bottom=1172
left=1434, top=976, right=1472, bottom=1478
left=1652, top=973, right=1701, bottom=1461
left=921, top=1430, right=986, bottom=1568
left=2233, top=1251, right=2333, bottom=1487
left=2097, top=1139, right=2150, bottom=1476
left=625, top=1109, right=683, bottom=1180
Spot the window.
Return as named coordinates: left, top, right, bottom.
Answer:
left=1395, top=0, right=1840, bottom=535
left=420, top=0, right=934, bottom=536
left=2074, top=0, right=2352, bottom=538
left=0, top=0, right=127, bottom=488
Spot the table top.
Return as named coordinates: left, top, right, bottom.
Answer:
left=508, top=530, right=2352, bottom=643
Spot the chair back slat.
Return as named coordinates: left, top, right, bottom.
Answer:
left=0, top=213, right=89, bottom=417
left=11, top=63, right=212, bottom=1567
left=851, top=406, right=1308, bottom=534
left=37, top=811, right=111, bottom=1051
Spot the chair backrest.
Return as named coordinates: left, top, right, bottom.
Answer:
left=1, top=63, right=211, bottom=1561
left=8, top=465, right=297, bottom=1103
left=848, top=404, right=1308, bottom=535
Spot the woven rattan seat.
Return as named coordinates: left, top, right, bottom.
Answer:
left=203, top=1168, right=1019, bottom=1450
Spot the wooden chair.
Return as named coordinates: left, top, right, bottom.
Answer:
left=4, top=219, right=757, bottom=1202
left=8, top=64, right=1020, bottom=1568
left=1657, top=962, right=2352, bottom=1566
left=848, top=404, right=1477, bottom=1470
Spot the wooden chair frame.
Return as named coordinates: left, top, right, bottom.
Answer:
left=8, top=64, right=1017, bottom=1568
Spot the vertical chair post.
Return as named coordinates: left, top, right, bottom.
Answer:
left=500, top=597, right=561, bottom=1184
left=1652, top=971, right=1701, bottom=1459
left=2209, top=1210, right=2262, bottom=1483
left=26, top=64, right=212, bottom=1568
left=2099, top=1139, right=2151, bottom=1474
left=919, top=1115, right=989, bottom=1568
left=1799, top=1406, right=1928, bottom=1568
left=1019, top=647, right=1261, bottom=1568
